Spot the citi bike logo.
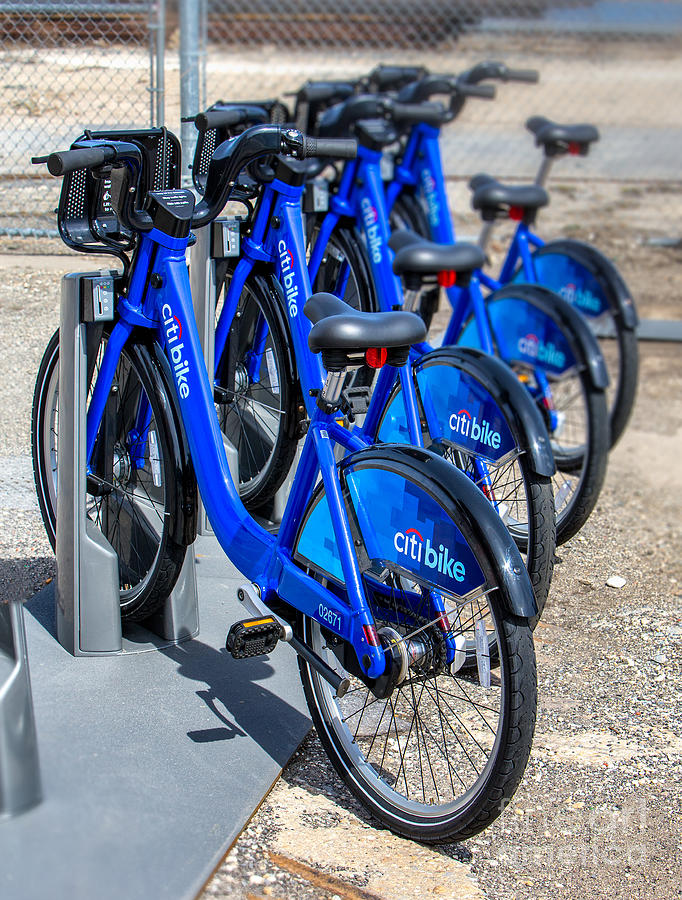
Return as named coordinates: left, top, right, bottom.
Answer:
left=393, top=527, right=466, bottom=582
left=278, top=240, right=299, bottom=318
left=361, top=197, right=382, bottom=264
left=162, top=303, right=190, bottom=399
left=559, top=281, right=601, bottom=314
left=517, top=332, right=566, bottom=368
left=420, top=168, right=440, bottom=227
left=449, top=408, right=501, bottom=451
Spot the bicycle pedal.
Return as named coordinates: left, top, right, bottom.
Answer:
left=226, top=616, right=282, bottom=659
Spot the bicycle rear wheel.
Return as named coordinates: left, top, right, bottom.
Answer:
left=31, top=328, right=186, bottom=620
left=513, top=239, right=639, bottom=449
left=295, top=447, right=537, bottom=843
left=459, top=284, right=610, bottom=545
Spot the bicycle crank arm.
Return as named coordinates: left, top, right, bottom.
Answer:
left=235, top=583, right=350, bottom=697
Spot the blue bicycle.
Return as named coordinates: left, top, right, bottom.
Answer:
left=379, top=61, right=638, bottom=450
left=185, top=100, right=556, bottom=614
left=303, top=92, right=608, bottom=545
left=32, top=123, right=538, bottom=842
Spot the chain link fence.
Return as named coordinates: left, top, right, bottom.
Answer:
left=198, top=0, right=682, bottom=183
left=0, top=0, right=163, bottom=236
left=1, top=0, right=681, bottom=239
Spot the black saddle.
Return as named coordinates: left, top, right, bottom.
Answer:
left=526, top=116, right=600, bottom=157
left=389, top=230, right=485, bottom=282
left=470, top=174, right=549, bottom=223
left=305, top=292, right=426, bottom=368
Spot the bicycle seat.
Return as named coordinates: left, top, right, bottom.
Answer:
left=526, top=116, right=600, bottom=156
left=469, top=174, right=549, bottom=223
left=305, top=292, right=426, bottom=354
left=390, top=231, right=485, bottom=280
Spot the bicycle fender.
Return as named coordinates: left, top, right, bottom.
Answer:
left=294, top=444, right=537, bottom=620
left=529, top=238, right=638, bottom=330
left=484, top=283, right=609, bottom=390
left=416, top=346, right=556, bottom=477
left=143, top=337, right=199, bottom=546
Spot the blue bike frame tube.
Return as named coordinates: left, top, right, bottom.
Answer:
left=307, top=158, right=357, bottom=284
left=500, top=224, right=536, bottom=284
left=85, top=318, right=134, bottom=466
left=350, top=146, right=404, bottom=311
left=266, top=178, right=327, bottom=414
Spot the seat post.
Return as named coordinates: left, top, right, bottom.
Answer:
left=478, top=220, right=495, bottom=252
left=535, top=156, right=554, bottom=188
left=319, top=370, right=347, bottom=408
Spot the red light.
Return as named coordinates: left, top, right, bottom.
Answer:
left=509, top=205, right=524, bottom=221
left=568, top=141, right=581, bottom=155
left=438, top=270, right=457, bottom=288
left=363, top=624, right=380, bottom=647
left=365, top=347, right=388, bottom=369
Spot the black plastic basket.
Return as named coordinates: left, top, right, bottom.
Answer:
left=57, top=127, right=181, bottom=255
left=191, top=100, right=290, bottom=195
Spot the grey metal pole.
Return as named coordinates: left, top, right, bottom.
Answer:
left=148, top=0, right=166, bottom=127
left=156, top=0, right=166, bottom=127
left=179, top=0, right=200, bottom=186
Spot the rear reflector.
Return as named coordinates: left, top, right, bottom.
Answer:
left=365, top=347, right=388, bottom=368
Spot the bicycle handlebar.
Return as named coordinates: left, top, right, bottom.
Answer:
left=364, top=64, right=428, bottom=92
left=191, top=104, right=270, bottom=133
left=459, top=61, right=540, bottom=85
left=391, top=101, right=449, bottom=128
left=506, top=67, right=540, bottom=83
left=35, top=126, right=355, bottom=234
left=32, top=144, right=118, bottom=176
left=302, top=136, right=358, bottom=159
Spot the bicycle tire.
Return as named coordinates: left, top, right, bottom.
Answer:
left=31, top=328, right=186, bottom=620
left=310, top=221, right=378, bottom=314
left=215, top=270, right=300, bottom=510
left=294, top=447, right=537, bottom=842
left=389, top=191, right=431, bottom=239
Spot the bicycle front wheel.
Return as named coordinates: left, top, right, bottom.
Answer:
left=215, top=271, right=299, bottom=509
left=31, top=328, right=186, bottom=620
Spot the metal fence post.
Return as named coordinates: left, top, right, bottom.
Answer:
left=180, top=0, right=201, bottom=186
left=149, top=0, right=166, bottom=127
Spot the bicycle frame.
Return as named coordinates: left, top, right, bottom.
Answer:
left=213, top=165, right=426, bottom=446
left=384, top=123, right=549, bottom=294
left=83, top=224, right=411, bottom=678
left=309, top=142, right=496, bottom=356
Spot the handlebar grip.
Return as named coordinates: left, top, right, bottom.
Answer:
left=507, top=68, right=540, bottom=83
left=303, top=136, right=357, bottom=160
left=459, top=82, right=496, bottom=99
left=45, top=145, right=117, bottom=176
left=194, top=107, right=248, bottom=133
left=391, top=102, right=446, bottom=127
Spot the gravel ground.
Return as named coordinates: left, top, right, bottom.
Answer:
left=0, top=180, right=680, bottom=899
